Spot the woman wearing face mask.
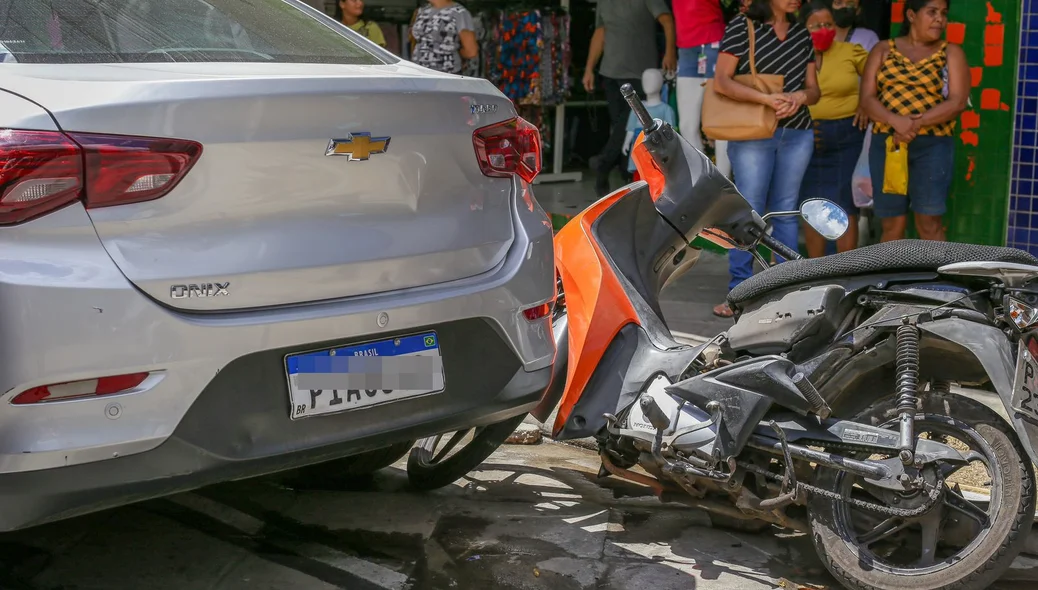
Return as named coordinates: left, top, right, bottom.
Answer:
left=798, top=0, right=868, bottom=256
left=336, top=0, right=387, bottom=48
left=860, top=0, right=969, bottom=242
left=831, top=0, right=879, bottom=52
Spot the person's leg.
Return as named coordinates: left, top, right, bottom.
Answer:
left=907, top=135, right=955, bottom=241
left=714, top=140, right=731, bottom=177
left=725, top=137, right=776, bottom=290
left=832, top=118, right=864, bottom=252
left=676, top=46, right=707, bottom=153
left=802, top=222, right=827, bottom=258
left=767, top=128, right=814, bottom=261
left=700, top=44, right=731, bottom=178
left=676, top=76, right=707, bottom=152
left=798, top=121, right=828, bottom=258
left=836, top=215, right=859, bottom=252
left=868, top=131, right=910, bottom=240
left=596, top=76, right=628, bottom=195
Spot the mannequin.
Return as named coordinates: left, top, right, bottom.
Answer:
left=623, top=69, right=677, bottom=171
left=673, top=0, right=731, bottom=177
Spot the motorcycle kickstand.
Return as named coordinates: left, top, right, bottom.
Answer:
left=769, top=420, right=800, bottom=501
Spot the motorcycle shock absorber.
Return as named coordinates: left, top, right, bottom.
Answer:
left=895, top=320, right=921, bottom=465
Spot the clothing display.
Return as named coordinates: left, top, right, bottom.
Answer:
left=469, top=5, right=573, bottom=107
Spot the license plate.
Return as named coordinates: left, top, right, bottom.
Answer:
left=284, top=332, right=445, bottom=420
left=1012, top=346, right=1038, bottom=423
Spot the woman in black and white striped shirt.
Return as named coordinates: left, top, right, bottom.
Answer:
left=710, top=0, right=820, bottom=319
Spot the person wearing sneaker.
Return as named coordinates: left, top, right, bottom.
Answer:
left=583, top=0, right=677, bottom=197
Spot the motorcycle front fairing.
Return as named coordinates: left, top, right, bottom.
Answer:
left=551, top=125, right=760, bottom=440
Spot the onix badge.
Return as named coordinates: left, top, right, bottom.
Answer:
left=325, top=133, right=391, bottom=161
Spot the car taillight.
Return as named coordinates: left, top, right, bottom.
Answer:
left=0, top=129, right=202, bottom=226
left=11, top=372, right=150, bottom=405
left=0, top=130, right=84, bottom=226
left=71, top=133, right=203, bottom=209
left=473, top=117, right=542, bottom=184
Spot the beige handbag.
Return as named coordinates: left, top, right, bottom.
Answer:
left=701, top=17, right=785, bottom=141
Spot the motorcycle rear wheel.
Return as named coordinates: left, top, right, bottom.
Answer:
left=808, top=392, right=1035, bottom=590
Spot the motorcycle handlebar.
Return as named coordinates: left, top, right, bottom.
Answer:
left=621, top=83, right=658, bottom=133
left=758, top=232, right=803, bottom=262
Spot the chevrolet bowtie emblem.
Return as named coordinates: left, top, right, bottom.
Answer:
left=326, top=133, right=391, bottom=161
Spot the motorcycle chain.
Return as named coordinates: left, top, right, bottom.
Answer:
left=735, top=444, right=946, bottom=518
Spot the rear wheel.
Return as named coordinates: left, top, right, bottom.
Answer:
left=808, top=392, right=1035, bottom=590
left=407, top=413, right=528, bottom=491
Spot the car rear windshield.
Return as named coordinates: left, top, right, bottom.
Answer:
left=0, top=0, right=390, bottom=64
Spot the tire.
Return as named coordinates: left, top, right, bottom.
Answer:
left=407, top=413, right=529, bottom=491
left=808, top=392, right=1036, bottom=590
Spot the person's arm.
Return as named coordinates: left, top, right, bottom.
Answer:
left=459, top=30, right=478, bottom=59
left=715, top=19, right=785, bottom=110
left=583, top=27, right=605, bottom=92
left=915, top=44, right=970, bottom=127
left=849, top=44, right=871, bottom=128
left=647, top=0, right=677, bottom=74
left=714, top=53, right=784, bottom=108
left=408, top=9, right=418, bottom=48
left=456, top=9, right=478, bottom=60
left=658, top=13, right=677, bottom=73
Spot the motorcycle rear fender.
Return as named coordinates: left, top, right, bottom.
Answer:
left=918, top=318, right=1038, bottom=465
left=550, top=183, right=703, bottom=438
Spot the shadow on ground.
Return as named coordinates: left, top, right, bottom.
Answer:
left=0, top=441, right=1032, bottom=590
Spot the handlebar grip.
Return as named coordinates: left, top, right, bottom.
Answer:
left=621, top=83, right=657, bottom=132
left=760, top=233, right=802, bottom=262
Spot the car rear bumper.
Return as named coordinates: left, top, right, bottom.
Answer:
left=0, top=178, right=554, bottom=491
left=0, top=320, right=549, bottom=531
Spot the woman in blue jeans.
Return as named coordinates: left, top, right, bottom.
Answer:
left=711, top=0, right=820, bottom=317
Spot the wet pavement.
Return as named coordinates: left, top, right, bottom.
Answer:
left=1, top=440, right=1035, bottom=589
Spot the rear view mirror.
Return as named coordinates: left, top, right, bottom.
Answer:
left=800, top=199, right=849, bottom=241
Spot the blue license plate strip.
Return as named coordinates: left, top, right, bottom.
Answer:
left=284, top=332, right=444, bottom=420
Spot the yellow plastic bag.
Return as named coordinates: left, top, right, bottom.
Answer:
left=883, top=136, right=909, bottom=196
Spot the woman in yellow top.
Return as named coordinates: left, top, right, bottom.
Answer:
left=337, top=0, right=387, bottom=48
left=798, top=0, right=868, bottom=256
left=860, top=0, right=968, bottom=242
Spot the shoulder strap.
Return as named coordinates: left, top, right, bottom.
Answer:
left=745, top=17, right=759, bottom=80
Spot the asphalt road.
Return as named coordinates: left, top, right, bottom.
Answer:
left=1, top=440, right=1035, bottom=590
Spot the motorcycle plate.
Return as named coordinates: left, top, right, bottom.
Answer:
left=1011, top=347, right=1038, bottom=424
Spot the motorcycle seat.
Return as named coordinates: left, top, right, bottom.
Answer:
left=727, top=240, right=1038, bottom=307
